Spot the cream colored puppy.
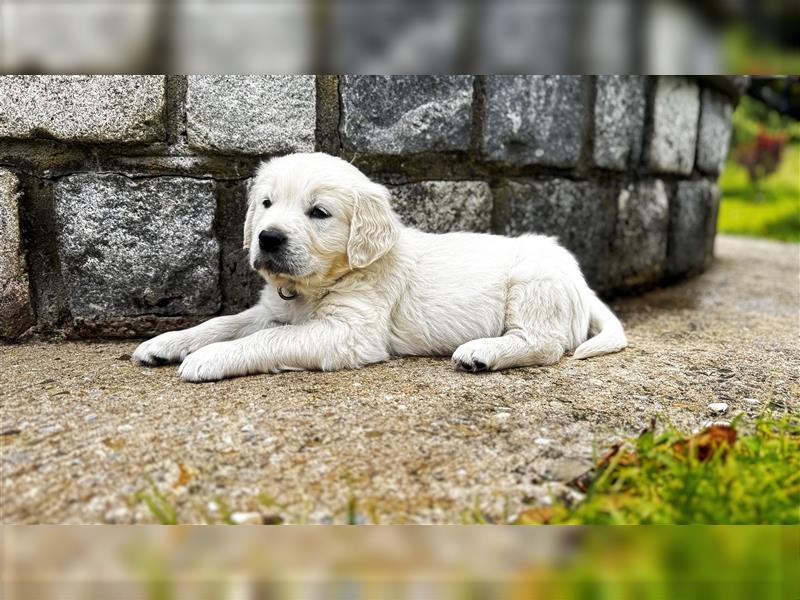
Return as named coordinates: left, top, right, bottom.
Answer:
left=133, top=152, right=627, bottom=382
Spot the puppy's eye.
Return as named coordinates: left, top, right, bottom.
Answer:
left=262, top=198, right=271, bottom=209
left=309, top=206, right=331, bottom=219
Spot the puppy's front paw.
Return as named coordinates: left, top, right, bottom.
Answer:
left=133, top=331, right=193, bottom=366
left=178, top=342, right=244, bottom=383
left=452, top=341, right=492, bottom=373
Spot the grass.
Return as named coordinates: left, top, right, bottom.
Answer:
left=718, top=144, right=800, bottom=243
left=135, top=476, right=178, bottom=525
left=516, top=416, right=800, bottom=525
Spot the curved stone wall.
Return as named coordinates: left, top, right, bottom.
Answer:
left=0, top=75, right=743, bottom=339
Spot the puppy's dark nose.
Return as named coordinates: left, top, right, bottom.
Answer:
left=258, top=229, right=287, bottom=253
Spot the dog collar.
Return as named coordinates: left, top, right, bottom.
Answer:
left=278, top=286, right=298, bottom=301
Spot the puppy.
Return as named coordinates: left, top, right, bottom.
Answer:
left=133, top=153, right=627, bottom=382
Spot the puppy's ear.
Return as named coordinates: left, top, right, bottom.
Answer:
left=347, top=181, right=399, bottom=269
left=242, top=178, right=257, bottom=250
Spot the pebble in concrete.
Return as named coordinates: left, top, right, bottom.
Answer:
left=230, top=511, right=264, bottom=525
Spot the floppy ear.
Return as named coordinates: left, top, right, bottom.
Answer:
left=347, top=181, right=399, bottom=269
left=242, top=178, right=257, bottom=250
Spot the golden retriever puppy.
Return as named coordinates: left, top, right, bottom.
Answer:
left=133, top=153, right=626, bottom=381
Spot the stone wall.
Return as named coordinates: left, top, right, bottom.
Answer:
left=0, top=75, right=742, bottom=340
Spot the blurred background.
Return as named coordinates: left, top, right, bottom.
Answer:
left=1, top=0, right=799, bottom=74
left=4, top=526, right=799, bottom=599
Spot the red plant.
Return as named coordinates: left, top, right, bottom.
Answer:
left=735, top=130, right=789, bottom=183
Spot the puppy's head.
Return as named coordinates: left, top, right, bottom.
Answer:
left=244, top=153, right=399, bottom=287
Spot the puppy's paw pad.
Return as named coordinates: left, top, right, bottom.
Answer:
left=178, top=357, right=216, bottom=383
left=452, top=341, right=494, bottom=373
left=138, top=355, right=170, bottom=367
left=132, top=333, right=191, bottom=366
left=178, top=342, right=239, bottom=383
left=455, top=359, right=489, bottom=373
left=133, top=349, right=174, bottom=367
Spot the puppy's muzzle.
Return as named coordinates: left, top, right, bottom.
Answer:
left=254, top=228, right=298, bottom=275
left=258, top=228, right=287, bottom=253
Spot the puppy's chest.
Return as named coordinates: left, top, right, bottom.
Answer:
left=270, top=295, right=315, bottom=325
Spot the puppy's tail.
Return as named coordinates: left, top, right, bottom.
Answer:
left=572, top=294, right=627, bottom=360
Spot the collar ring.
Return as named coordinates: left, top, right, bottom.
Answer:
left=277, top=287, right=298, bottom=301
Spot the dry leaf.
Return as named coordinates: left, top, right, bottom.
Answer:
left=102, top=437, right=125, bottom=450
left=597, top=443, right=638, bottom=469
left=673, top=425, right=737, bottom=461
left=515, top=506, right=554, bottom=525
left=173, top=462, right=192, bottom=488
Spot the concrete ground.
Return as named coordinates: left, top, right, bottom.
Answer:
left=2, top=235, right=798, bottom=524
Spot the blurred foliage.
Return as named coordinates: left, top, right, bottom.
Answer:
left=733, top=130, right=788, bottom=183
left=516, top=417, right=800, bottom=525
left=718, top=150, right=800, bottom=242
left=731, top=95, right=800, bottom=144
left=724, top=27, right=800, bottom=74
left=550, top=526, right=798, bottom=600
left=718, top=95, right=800, bottom=242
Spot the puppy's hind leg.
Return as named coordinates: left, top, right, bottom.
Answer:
left=452, top=278, right=586, bottom=372
left=453, top=332, right=564, bottom=372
